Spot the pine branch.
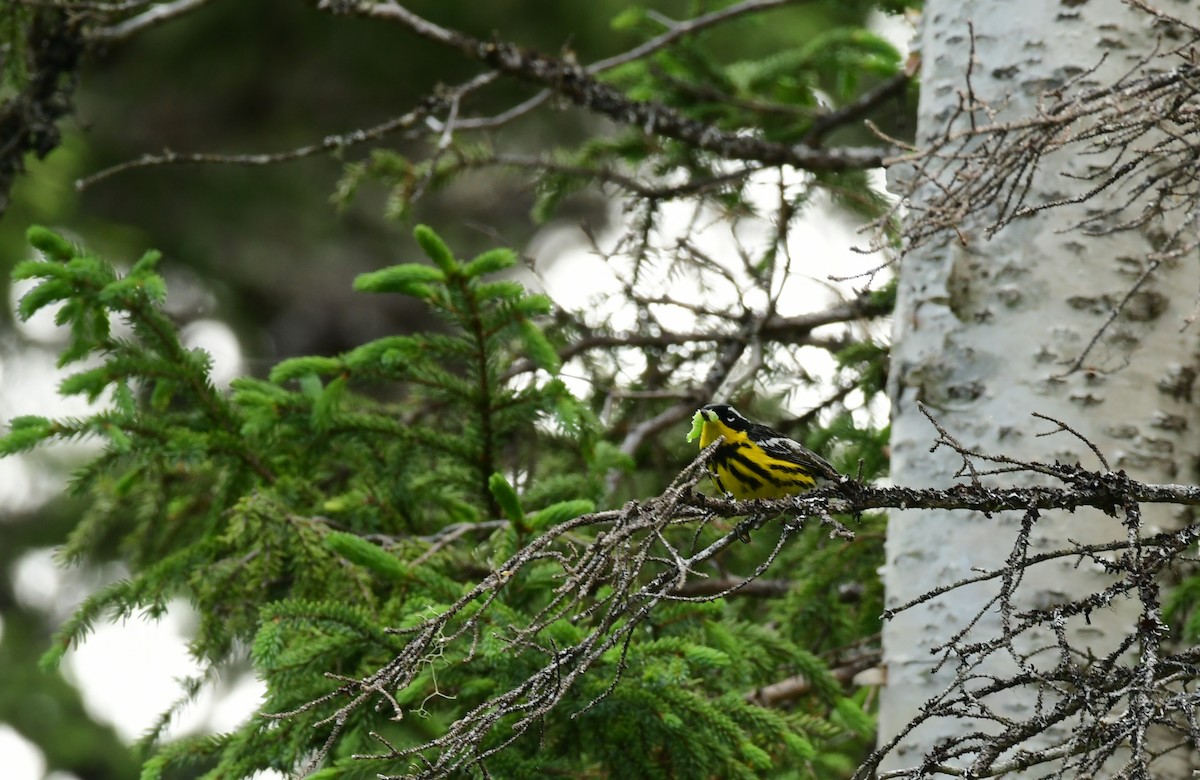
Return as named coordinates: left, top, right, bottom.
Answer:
left=278, top=432, right=1200, bottom=778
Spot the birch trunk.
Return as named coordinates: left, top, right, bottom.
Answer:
left=881, top=0, right=1199, bottom=776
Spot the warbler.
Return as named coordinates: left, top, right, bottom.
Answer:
left=687, top=403, right=840, bottom=500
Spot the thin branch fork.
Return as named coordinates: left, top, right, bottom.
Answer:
left=280, top=435, right=1200, bottom=779
left=869, top=48, right=1200, bottom=259
left=318, top=0, right=893, bottom=173
left=69, top=0, right=896, bottom=190
left=503, top=288, right=892, bottom=381
left=75, top=97, right=444, bottom=190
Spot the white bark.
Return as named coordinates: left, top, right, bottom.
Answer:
left=881, top=0, right=1199, bottom=776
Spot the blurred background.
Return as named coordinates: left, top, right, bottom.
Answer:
left=0, top=1, right=911, bottom=777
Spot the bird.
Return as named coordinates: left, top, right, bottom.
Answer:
left=687, top=403, right=841, bottom=500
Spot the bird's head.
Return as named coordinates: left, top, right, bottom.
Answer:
left=700, top=403, right=750, bottom=431
left=687, top=403, right=750, bottom=443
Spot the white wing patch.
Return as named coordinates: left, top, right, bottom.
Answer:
left=757, top=435, right=839, bottom=479
left=757, top=436, right=801, bottom=453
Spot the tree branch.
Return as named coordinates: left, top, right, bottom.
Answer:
left=803, top=70, right=913, bottom=146
left=76, top=97, right=442, bottom=190
left=745, top=650, right=880, bottom=707
left=318, top=0, right=893, bottom=172
left=0, top=9, right=84, bottom=217
left=88, top=0, right=213, bottom=42
left=283, top=431, right=1200, bottom=779
left=505, top=290, right=891, bottom=381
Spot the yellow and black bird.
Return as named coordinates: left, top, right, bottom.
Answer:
left=688, top=403, right=841, bottom=500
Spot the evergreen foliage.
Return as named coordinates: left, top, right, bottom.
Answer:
left=7, top=1, right=1200, bottom=778
left=328, top=8, right=914, bottom=228
left=0, top=2, right=911, bottom=777
left=4, top=224, right=889, bottom=778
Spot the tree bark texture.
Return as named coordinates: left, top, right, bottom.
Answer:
left=882, top=1, right=1199, bottom=776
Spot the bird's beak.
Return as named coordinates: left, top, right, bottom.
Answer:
left=700, top=409, right=716, bottom=422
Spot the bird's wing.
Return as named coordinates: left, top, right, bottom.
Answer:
left=754, top=430, right=840, bottom=480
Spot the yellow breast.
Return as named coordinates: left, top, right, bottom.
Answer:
left=701, top=420, right=818, bottom=500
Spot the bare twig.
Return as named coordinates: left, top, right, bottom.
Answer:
left=284, top=422, right=1200, bottom=778
left=869, top=39, right=1200, bottom=263
left=1031, top=411, right=1112, bottom=471
left=804, top=70, right=912, bottom=146
left=1052, top=257, right=1163, bottom=378
left=88, top=0, right=212, bottom=42
left=319, top=1, right=892, bottom=173
left=76, top=98, right=442, bottom=190
left=745, top=649, right=880, bottom=707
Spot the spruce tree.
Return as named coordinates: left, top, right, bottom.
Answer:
left=6, top=225, right=887, bottom=778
